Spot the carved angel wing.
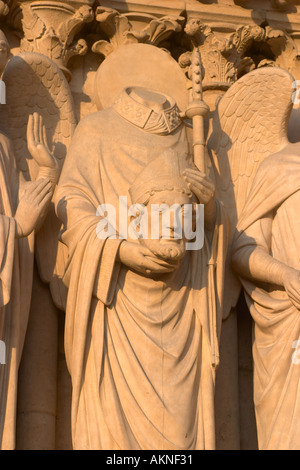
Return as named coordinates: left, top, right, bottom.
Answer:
left=1, top=52, right=76, bottom=179
left=0, top=52, right=77, bottom=310
left=208, top=66, right=294, bottom=318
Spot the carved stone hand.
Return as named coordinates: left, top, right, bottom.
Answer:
left=183, top=168, right=215, bottom=205
left=283, top=268, right=300, bottom=310
left=14, top=178, right=53, bottom=238
left=117, top=241, right=179, bottom=276
left=183, top=167, right=216, bottom=230
left=27, top=112, right=59, bottom=183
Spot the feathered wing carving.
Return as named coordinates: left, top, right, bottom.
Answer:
left=208, top=66, right=294, bottom=318
left=0, top=52, right=77, bottom=310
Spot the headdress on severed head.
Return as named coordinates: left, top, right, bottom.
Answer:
left=129, top=150, right=196, bottom=206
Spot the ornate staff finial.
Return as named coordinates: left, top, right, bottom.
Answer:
left=185, top=46, right=210, bottom=174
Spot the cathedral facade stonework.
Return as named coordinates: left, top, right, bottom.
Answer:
left=0, top=0, right=300, bottom=450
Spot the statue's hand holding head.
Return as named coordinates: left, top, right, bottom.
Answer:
left=128, top=150, right=201, bottom=267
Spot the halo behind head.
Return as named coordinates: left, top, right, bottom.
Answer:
left=94, top=43, right=189, bottom=113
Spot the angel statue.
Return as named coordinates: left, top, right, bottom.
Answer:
left=54, top=43, right=230, bottom=450
left=208, top=65, right=300, bottom=450
left=0, top=31, right=60, bottom=449
left=0, top=30, right=76, bottom=449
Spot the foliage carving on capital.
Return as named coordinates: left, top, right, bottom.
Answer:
left=260, top=26, right=298, bottom=72
left=180, top=18, right=298, bottom=91
left=19, top=1, right=94, bottom=79
left=180, top=19, right=266, bottom=90
left=92, top=7, right=185, bottom=59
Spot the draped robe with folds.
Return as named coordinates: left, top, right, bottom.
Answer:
left=0, top=133, right=34, bottom=449
left=232, top=144, right=300, bottom=450
left=55, top=101, right=229, bottom=450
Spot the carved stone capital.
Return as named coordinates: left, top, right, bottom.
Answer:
left=260, top=26, right=298, bottom=72
left=92, top=6, right=185, bottom=59
left=19, top=0, right=94, bottom=80
left=180, top=18, right=298, bottom=92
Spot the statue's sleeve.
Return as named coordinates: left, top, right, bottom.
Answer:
left=0, top=135, right=18, bottom=307
left=0, top=215, right=15, bottom=307
left=55, top=116, right=122, bottom=306
left=92, top=239, right=121, bottom=305
left=54, top=116, right=126, bottom=376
